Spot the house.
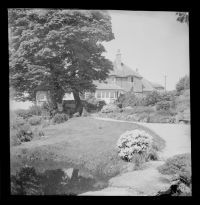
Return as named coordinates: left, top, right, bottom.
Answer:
left=35, top=50, right=164, bottom=106
left=141, top=78, right=164, bottom=94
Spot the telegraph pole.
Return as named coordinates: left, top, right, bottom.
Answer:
left=164, top=75, right=167, bottom=92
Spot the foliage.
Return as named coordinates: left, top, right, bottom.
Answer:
left=116, top=129, right=153, bottom=162
left=28, top=105, right=42, bottom=116
left=101, top=104, right=120, bottom=113
left=156, top=101, right=170, bottom=111
left=158, top=153, right=191, bottom=183
left=144, top=91, right=161, bottom=106
left=176, top=75, right=190, bottom=93
left=9, top=9, right=114, bottom=112
left=10, top=116, right=33, bottom=146
left=123, top=106, right=154, bottom=115
left=28, top=115, right=42, bottom=126
left=83, top=94, right=106, bottom=112
left=11, top=165, right=43, bottom=195
left=158, top=153, right=192, bottom=195
left=41, top=101, right=57, bottom=118
left=15, top=109, right=32, bottom=119
left=52, top=113, right=69, bottom=124
left=176, top=12, right=189, bottom=25
left=117, top=91, right=146, bottom=107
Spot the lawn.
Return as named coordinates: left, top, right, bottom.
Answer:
left=10, top=117, right=165, bottom=181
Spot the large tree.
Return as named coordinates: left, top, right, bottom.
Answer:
left=9, top=9, right=114, bottom=113
left=176, top=12, right=189, bottom=25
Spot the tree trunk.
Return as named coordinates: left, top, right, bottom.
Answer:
left=72, top=90, right=83, bottom=115
left=48, top=90, right=65, bottom=113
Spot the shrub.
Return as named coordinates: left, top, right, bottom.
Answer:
left=15, top=109, right=32, bottom=119
left=144, top=91, right=161, bottom=106
left=101, top=104, right=120, bottom=113
left=158, top=153, right=192, bottom=195
left=28, top=116, right=42, bottom=126
left=10, top=116, right=33, bottom=146
left=52, top=113, right=69, bottom=124
left=83, top=95, right=106, bottom=112
left=116, top=129, right=153, bottom=162
left=156, top=101, right=170, bottom=111
left=176, top=75, right=190, bottom=93
left=158, top=153, right=191, bottom=176
left=41, top=102, right=56, bottom=118
left=28, top=105, right=42, bottom=116
left=117, top=91, right=145, bottom=107
left=11, top=165, right=43, bottom=195
left=149, top=112, right=171, bottom=123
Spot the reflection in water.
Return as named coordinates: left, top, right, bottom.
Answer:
left=11, top=166, right=100, bottom=195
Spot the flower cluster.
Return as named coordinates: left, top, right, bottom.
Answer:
left=116, top=129, right=153, bottom=161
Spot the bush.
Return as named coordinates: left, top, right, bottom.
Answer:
left=101, top=104, right=120, bottom=113
left=158, top=153, right=191, bottom=195
left=10, top=115, right=33, bottom=146
left=156, top=101, right=170, bottom=111
left=158, top=153, right=191, bottom=186
left=52, top=113, right=69, bottom=124
left=15, top=109, right=32, bottom=119
left=41, top=102, right=57, bottom=118
left=144, top=91, right=161, bottom=106
left=176, top=75, right=190, bottom=93
left=116, top=129, right=153, bottom=162
left=28, top=105, right=42, bottom=116
left=11, top=165, right=43, bottom=195
left=28, top=116, right=42, bottom=126
left=148, top=112, right=171, bottom=123
left=83, top=95, right=106, bottom=112
left=117, top=91, right=145, bottom=107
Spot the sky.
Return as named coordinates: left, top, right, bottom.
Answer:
left=103, top=10, right=189, bottom=90
left=10, top=10, right=189, bottom=110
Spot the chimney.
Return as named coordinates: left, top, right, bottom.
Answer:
left=116, top=49, right=122, bottom=69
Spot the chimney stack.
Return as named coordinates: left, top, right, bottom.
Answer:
left=116, top=49, right=122, bottom=69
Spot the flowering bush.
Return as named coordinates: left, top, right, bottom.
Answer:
left=116, top=129, right=153, bottom=162
left=52, top=113, right=69, bottom=124
left=28, top=115, right=42, bottom=126
left=101, top=104, right=120, bottom=113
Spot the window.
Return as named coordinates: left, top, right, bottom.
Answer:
left=106, top=91, right=109, bottom=98
left=96, top=91, right=101, bottom=98
left=131, top=77, right=134, bottom=82
left=110, top=91, right=114, bottom=98
left=102, top=91, right=105, bottom=98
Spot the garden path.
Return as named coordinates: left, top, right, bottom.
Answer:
left=80, top=117, right=191, bottom=196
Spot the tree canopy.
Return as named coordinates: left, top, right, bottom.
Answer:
left=9, top=9, right=114, bottom=112
left=176, top=75, right=190, bottom=93
left=176, top=12, right=189, bottom=25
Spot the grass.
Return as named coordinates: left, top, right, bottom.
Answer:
left=10, top=117, right=165, bottom=181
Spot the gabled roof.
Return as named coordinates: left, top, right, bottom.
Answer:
left=94, top=81, right=125, bottom=91
left=141, top=78, right=155, bottom=92
left=109, top=61, right=142, bottom=78
left=150, top=82, right=164, bottom=89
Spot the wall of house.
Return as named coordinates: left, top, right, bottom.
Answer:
left=133, top=77, right=143, bottom=93
left=36, top=91, right=48, bottom=106
left=95, top=89, right=124, bottom=104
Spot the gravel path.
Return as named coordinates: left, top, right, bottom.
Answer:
left=80, top=117, right=191, bottom=196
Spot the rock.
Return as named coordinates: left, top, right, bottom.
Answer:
left=63, top=168, right=74, bottom=179
left=73, top=112, right=80, bottom=117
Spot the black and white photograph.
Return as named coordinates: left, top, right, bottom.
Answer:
left=8, top=9, right=191, bottom=196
